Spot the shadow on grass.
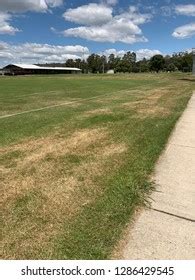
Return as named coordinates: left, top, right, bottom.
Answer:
left=178, top=78, right=195, bottom=82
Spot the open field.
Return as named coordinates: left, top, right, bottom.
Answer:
left=0, top=73, right=194, bottom=259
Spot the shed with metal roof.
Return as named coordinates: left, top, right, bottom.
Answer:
left=2, top=64, right=81, bottom=75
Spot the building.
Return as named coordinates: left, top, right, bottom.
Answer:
left=2, top=64, right=81, bottom=75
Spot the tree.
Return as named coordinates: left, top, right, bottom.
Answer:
left=113, top=57, right=122, bottom=73
left=80, top=60, right=88, bottom=73
left=166, top=63, right=177, bottom=72
left=38, top=49, right=192, bottom=74
left=108, top=54, right=115, bottom=70
left=136, top=58, right=150, bottom=73
left=65, top=59, right=75, bottom=67
left=87, top=54, right=107, bottom=73
left=100, top=55, right=107, bottom=73
left=74, top=59, right=82, bottom=69
left=171, top=52, right=192, bottom=72
left=121, top=51, right=136, bottom=72
left=87, top=54, right=99, bottom=73
left=150, top=55, right=165, bottom=73
left=123, top=51, right=136, bottom=64
left=180, top=52, right=193, bottom=72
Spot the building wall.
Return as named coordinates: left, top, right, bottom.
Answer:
left=3, top=65, right=80, bottom=75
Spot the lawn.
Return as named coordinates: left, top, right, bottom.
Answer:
left=0, top=73, right=194, bottom=259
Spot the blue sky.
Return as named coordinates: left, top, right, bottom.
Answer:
left=0, top=0, right=195, bottom=66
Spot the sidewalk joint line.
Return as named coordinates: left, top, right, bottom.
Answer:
left=170, top=143, right=195, bottom=149
left=151, top=208, right=195, bottom=223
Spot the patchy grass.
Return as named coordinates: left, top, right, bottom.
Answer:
left=0, top=73, right=194, bottom=259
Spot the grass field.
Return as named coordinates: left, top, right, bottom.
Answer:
left=0, top=73, right=194, bottom=259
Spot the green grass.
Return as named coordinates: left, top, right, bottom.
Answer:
left=0, top=73, right=194, bottom=259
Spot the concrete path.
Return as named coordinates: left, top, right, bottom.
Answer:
left=121, top=93, right=195, bottom=259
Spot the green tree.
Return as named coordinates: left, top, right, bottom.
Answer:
left=136, top=58, right=150, bottom=73
left=121, top=51, right=136, bottom=72
left=171, top=52, right=192, bottom=72
left=100, top=55, right=107, bottom=73
left=150, top=55, right=165, bottom=73
left=166, top=63, right=177, bottom=72
left=108, top=54, right=115, bottom=70
left=87, top=54, right=101, bottom=73
left=65, top=59, right=75, bottom=67
left=86, top=54, right=107, bottom=73
left=74, top=59, right=82, bottom=69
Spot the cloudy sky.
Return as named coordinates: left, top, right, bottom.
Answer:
left=0, top=0, right=195, bottom=67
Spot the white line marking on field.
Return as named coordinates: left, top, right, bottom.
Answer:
left=0, top=95, right=103, bottom=119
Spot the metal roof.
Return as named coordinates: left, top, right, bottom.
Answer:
left=4, top=64, right=81, bottom=71
left=13, top=64, right=41, bottom=69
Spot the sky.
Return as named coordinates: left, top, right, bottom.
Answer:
left=0, top=0, right=195, bottom=67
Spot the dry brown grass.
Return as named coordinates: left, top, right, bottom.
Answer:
left=98, top=143, right=127, bottom=157
left=1, top=127, right=127, bottom=259
left=136, top=107, right=170, bottom=117
left=82, top=108, right=113, bottom=118
left=121, top=88, right=173, bottom=117
left=1, top=128, right=108, bottom=205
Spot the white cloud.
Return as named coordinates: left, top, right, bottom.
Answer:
left=115, top=6, right=151, bottom=25
left=46, top=0, right=63, bottom=8
left=173, top=5, right=195, bottom=39
left=0, top=52, right=13, bottom=59
left=0, top=12, right=20, bottom=35
left=21, top=43, right=89, bottom=55
left=0, top=41, right=9, bottom=50
left=63, top=4, right=113, bottom=26
left=63, top=23, right=146, bottom=44
left=0, top=42, right=164, bottom=67
left=160, top=5, right=173, bottom=17
left=103, top=48, right=162, bottom=61
left=62, top=5, right=151, bottom=44
left=172, top=22, right=195, bottom=39
left=0, top=42, right=89, bottom=66
left=103, top=48, right=126, bottom=57
left=0, top=41, right=13, bottom=58
left=0, top=0, right=63, bottom=13
left=136, top=49, right=162, bottom=60
left=175, top=4, right=195, bottom=17
left=103, top=0, right=118, bottom=6
left=0, top=0, right=63, bottom=35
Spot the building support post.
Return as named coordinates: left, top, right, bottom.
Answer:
left=193, top=48, right=195, bottom=75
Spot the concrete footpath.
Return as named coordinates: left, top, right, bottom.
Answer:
left=121, top=93, right=195, bottom=259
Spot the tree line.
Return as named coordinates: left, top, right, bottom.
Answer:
left=40, top=51, right=193, bottom=74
